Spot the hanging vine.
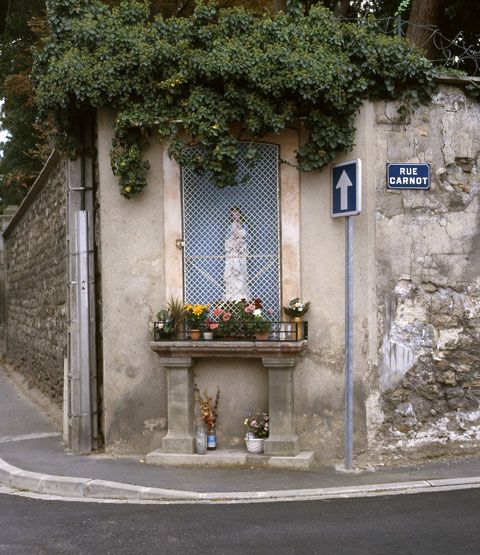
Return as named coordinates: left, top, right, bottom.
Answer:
left=32, top=0, right=438, bottom=199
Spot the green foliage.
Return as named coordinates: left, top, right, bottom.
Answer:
left=0, top=0, right=46, bottom=210
left=33, top=0, right=438, bottom=198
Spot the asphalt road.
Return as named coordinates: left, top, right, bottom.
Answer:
left=1, top=489, right=479, bottom=555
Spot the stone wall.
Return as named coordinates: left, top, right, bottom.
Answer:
left=3, top=153, right=67, bottom=402
left=371, top=86, right=480, bottom=460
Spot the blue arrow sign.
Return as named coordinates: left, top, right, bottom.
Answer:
left=332, top=159, right=361, bottom=218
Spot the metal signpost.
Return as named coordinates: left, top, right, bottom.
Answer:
left=331, top=159, right=361, bottom=470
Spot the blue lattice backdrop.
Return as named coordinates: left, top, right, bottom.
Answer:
left=182, top=142, right=281, bottom=320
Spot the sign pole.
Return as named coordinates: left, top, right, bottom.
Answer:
left=331, top=158, right=360, bottom=471
left=345, top=215, right=354, bottom=470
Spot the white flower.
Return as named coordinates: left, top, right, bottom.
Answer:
left=253, top=308, right=262, bottom=316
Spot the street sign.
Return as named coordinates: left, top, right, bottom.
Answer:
left=387, top=163, right=430, bottom=190
left=331, top=159, right=362, bottom=217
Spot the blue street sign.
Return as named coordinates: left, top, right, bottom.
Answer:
left=387, top=163, right=430, bottom=190
left=331, top=159, right=362, bottom=218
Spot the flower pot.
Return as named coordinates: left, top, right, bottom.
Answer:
left=203, top=331, right=213, bottom=340
left=245, top=437, right=264, bottom=454
left=190, top=329, right=201, bottom=341
left=255, top=331, right=270, bottom=341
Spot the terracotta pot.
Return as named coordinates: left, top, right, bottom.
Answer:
left=190, top=329, right=201, bottom=341
left=255, top=330, right=270, bottom=341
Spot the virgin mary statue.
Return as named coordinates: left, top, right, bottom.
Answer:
left=224, top=207, right=251, bottom=301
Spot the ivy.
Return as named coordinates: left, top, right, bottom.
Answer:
left=32, top=0, right=438, bottom=199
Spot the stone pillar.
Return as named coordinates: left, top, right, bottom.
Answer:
left=262, top=357, right=299, bottom=456
left=161, top=357, right=195, bottom=454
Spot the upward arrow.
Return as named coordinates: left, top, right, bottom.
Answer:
left=336, top=170, right=353, bottom=211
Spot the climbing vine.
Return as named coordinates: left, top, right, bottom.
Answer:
left=33, top=0, right=438, bottom=198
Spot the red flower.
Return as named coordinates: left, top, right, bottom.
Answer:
left=222, top=312, right=232, bottom=322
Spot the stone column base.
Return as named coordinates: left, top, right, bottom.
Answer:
left=162, top=433, right=195, bottom=454
left=160, top=357, right=195, bottom=454
left=264, top=436, right=300, bottom=457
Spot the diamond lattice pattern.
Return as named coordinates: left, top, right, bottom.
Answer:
left=182, top=142, right=281, bottom=320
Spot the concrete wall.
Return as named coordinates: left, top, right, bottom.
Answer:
left=2, top=153, right=67, bottom=402
left=97, top=84, right=480, bottom=463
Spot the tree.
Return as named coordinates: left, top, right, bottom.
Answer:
left=0, top=0, right=46, bottom=210
left=406, top=0, right=442, bottom=60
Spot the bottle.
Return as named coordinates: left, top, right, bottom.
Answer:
left=207, top=428, right=217, bottom=450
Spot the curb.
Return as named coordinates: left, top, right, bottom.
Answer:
left=2, top=458, right=480, bottom=504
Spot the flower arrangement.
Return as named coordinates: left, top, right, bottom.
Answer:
left=283, top=297, right=310, bottom=317
left=244, top=299, right=273, bottom=333
left=244, top=412, right=269, bottom=438
left=205, top=299, right=273, bottom=338
left=185, top=303, right=210, bottom=329
left=195, top=385, right=220, bottom=431
left=206, top=304, right=243, bottom=338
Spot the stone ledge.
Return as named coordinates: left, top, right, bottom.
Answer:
left=150, top=339, right=307, bottom=358
left=145, top=448, right=315, bottom=471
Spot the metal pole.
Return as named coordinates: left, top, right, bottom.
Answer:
left=72, top=210, right=92, bottom=453
left=345, top=216, right=354, bottom=469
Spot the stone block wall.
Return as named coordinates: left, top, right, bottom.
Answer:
left=3, top=154, right=67, bottom=402
left=371, top=85, right=480, bottom=460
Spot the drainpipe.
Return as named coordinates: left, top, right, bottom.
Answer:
left=67, top=115, right=99, bottom=453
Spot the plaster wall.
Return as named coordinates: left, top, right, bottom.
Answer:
left=97, top=109, right=167, bottom=452
left=97, top=106, right=377, bottom=459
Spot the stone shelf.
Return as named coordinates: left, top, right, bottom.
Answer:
left=150, top=339, right=307, bottom=358
left=146, top=448, right=315, bottom=471
left=150, top=340, right=308, bottom=459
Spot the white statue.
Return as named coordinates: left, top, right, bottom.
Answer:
left=224, top=207, right=250, bottom=300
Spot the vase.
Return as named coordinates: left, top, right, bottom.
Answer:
left=293, top=317, right=303, bottom=340
left=207, top=429, right=217, bottom=450
left=203, top=331, right=213, bottom=340
left=255, top=330, right=270, bottom=341
left=190, top=329, right=201, bottom=341
left=245, top=437, right=264, bottom=454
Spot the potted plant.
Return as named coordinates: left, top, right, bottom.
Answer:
left=168, top=297, right=188, bottom=338
left=283, top=297, right=310, bottom=340
left=185, top=304, right=210, bottom=340
left=203, top=318, right=218, bottom=340
left=243, top=299, right=273, bottom=340
left=155, top=309, right=175, bottom=340
left=154, top=297, right=188, bottom=340
left=244, top=412, right=269, bottom=453
left=195, top=385, right=220, bottom=450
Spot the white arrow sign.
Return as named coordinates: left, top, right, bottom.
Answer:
left=331, top=158, right=361, bottom=218
left=336, top=170, right=353, bottom=211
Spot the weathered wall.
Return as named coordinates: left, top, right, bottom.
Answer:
left=97, top=84, right=480, bottom=463
left=3, top=154, right=67, bottom=401
left=369, top=86, right=480, bottom=461
left=97, top=109, right=167, bottom=453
